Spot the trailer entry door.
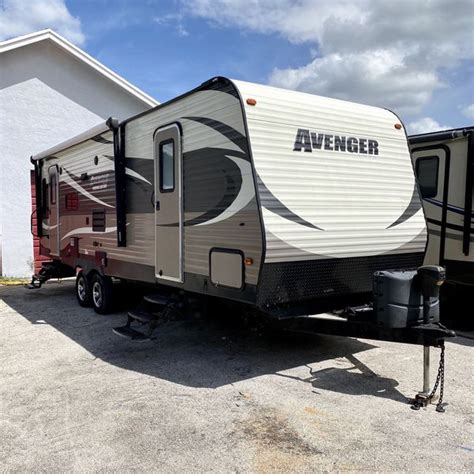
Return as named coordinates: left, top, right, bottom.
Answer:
left=154, top=124, right=183, bottom=282
left=48, top=165, right=60, bottom=256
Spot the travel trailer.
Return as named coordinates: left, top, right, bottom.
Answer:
left=31, top=77, right=427, bottom=309
left=30, top=77, right=453, bottom=356
left=409, top=127, right=473, bottom=287
left=30, top=77, right=456, bottom=406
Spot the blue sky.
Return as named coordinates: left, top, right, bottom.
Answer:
left=67, top=0, right=311, bottom=100
left=1, top=0, right=473, bottom=133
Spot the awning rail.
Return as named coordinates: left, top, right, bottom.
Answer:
left=31, top=121, right=112, bottom=161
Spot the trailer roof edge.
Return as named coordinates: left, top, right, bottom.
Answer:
left=120, top=76, right=233, bottom=126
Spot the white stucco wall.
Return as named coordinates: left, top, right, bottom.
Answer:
left=0, top=40, right=153, bottom=276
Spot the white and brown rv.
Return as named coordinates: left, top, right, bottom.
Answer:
left=30, top=77, right=458, bottom=403
left=30, top=77, right=429, bottom=318
left=410, top=127, right=473, bottom=287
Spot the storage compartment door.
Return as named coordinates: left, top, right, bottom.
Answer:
left=210, top=249, right=244, bottom=289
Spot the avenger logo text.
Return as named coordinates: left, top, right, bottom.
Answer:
left=293, top=128, right=379, bottom=155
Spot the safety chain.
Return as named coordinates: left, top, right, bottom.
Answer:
left=411, top=342, right=447, bottom=412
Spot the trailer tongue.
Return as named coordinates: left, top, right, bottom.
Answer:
left=273, top=264, right=455, bottom=412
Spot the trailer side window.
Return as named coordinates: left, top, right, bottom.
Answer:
left=416, top=156, right=439, bottom=199
left=159, top=140, right=174, bottom=192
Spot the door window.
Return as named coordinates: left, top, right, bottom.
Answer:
left=159, top=140, right=175, bottom=192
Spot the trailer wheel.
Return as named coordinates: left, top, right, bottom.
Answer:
left=91, top=274, right=114, bottom=314
left=76, top=272, right=92, bottom=307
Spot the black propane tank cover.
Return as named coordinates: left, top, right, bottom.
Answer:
left=373, top=269, right=440, bottom=329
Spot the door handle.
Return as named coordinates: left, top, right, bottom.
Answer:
left=155, top=200, right=160, bottom=211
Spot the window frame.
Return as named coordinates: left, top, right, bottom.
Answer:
left=415, top=155, right=439, bottom=199
left=159, top=138, right=175, bottom=193
left=49, top=171, right=57, bottom=205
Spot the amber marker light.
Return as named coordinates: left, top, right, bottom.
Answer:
left=246, top=98, right=257, bottom=106
left=244, top=257, right=254, bottom=265
left=394, top=123, right=402, bottom=130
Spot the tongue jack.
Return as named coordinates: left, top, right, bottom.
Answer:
left=412, top=265, right=448, bottom=411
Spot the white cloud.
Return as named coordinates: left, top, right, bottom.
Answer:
left=184, top=0, right=361, bottom=44
left=184, top=0, right=473, bottom=114
left=408, top=117, right=452, bottom=135
left=0, top=0, right=84, bottom=45
left=461, top=103, right=474, bottom=120
left=270, top=50, right=439, bottom=113
left=154, top=13, right=189, bottom=37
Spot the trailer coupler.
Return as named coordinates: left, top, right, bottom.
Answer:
left=410, top=322, right=456, bottom=345
left=25, top=262, right=73, bottom=289
left=26, top=267, right=52, bottom=289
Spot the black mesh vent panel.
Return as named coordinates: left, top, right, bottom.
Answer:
left=257, top=253, right=424, bottom=307
left=92, top=209, right=106, bottom=232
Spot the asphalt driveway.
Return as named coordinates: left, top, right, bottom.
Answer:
left=1, top=281, right=472, bottom=472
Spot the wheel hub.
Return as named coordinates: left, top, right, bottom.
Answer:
left=77, top=278, right=86, bottom=301
left=92, top=281, right=103, bottom=307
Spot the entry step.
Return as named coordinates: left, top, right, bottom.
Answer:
left=112, top=326, right=150, bottom=341
left=143, top=294, right=171, bottom=306
left=128, top=309, right=159, bottom=323
left=306, top=312, right=348, bottom=322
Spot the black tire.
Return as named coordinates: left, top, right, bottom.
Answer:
left=91, top=273, right=114, bottom=314
left=76, top=272, right=92, bottom=307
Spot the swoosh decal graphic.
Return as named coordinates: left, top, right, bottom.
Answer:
left=61, top=223, right=130, bottom=241
left=42, top=223, right=58, bottom=230
left=126, top=168, right=151, bottom=185
left=103, top=155, right=152, bottom=185
left=386, top=184, right=422, bottom=228
left=183, top=116, right=248, bottom=155
left=196, top=155, right=254, bottom=226
left=158, top=147, right=249, bottom=227
left=62, top=168, right=114, bottom=208
left=183, top=167, right=241, bottom=226
left=257, top=175, right=324, bottom=231
left=62, top=226, right=117, bottom=240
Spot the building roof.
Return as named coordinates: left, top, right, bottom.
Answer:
left=0, top=29, right=159, bottom=108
